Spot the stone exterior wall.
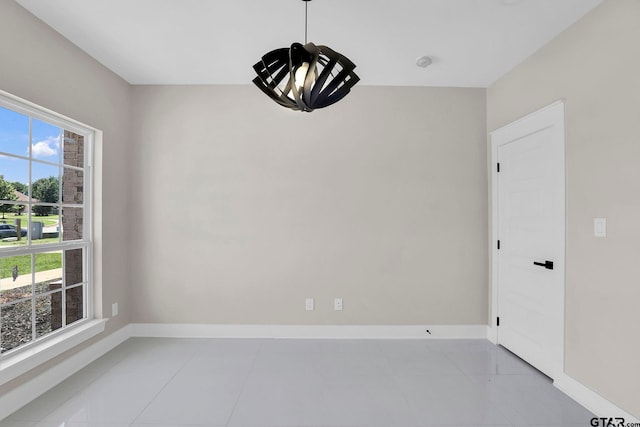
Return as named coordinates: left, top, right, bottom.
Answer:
left=62, top=130, right=84, bottom=204
left=51, top=130, right=85, bottom=328
left=50, top=284, right=83, bottom=329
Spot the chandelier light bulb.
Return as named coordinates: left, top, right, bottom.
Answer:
left=294, top=62, right=310, bottom=90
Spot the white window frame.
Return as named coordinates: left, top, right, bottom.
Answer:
left=0, top=91, right=105, bottom=386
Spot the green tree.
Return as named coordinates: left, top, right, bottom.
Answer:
left=10, top=181, right=28, bottom=215
left=11, top=181, right=28, bottom=195
left=0, top=175, right=18, bottom=220
left=32, top=176, right=59, bottom=216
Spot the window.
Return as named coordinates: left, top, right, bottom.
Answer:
left=0, top=95, right=93, bottom=356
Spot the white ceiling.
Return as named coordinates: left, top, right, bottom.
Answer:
left=17, top=0, right=602, bottom=87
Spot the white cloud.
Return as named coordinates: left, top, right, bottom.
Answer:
left=32, top=135, right=60, bottom=158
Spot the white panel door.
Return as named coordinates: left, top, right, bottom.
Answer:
left=493, top=101, right=565, bottom=379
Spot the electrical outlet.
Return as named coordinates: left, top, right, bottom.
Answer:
left=594, top=218, right=607, bottom=237
left=111, top=302, right=118, bottom=317
left=334, top=298, right=343, bottom=311
left=305, top=298, right=314, bottom=311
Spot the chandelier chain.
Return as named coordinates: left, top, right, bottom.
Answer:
left=304, top=1, right=308, bottom=44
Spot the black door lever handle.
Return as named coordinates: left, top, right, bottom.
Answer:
left=533, top=260, right=554, bottom=270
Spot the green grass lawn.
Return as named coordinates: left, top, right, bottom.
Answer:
left=0, top=237, right=60, bottom=248
left=0, top=252, right=62, bottom=280
left=3, top=214, right=59, bottom=227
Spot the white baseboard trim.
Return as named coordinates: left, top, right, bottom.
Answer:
left=486, top=326, right=498, bottom=344
left=0, top=324, right=132, bottom=421
left=130, top=323, right=490, bottom=339
left=554, top=373, right=639, bottom=422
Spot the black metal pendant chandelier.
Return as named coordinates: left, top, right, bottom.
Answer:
left=252, top=0, right=360, bottom=112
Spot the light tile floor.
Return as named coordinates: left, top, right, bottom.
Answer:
left=1, top=338, right=594, bottom=427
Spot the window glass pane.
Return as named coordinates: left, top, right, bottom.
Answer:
left=0, top=157, right=29, bottom=218
left=1, top=299, right=32, bottom=353
left=34, top=251, right=62, bottom=294
left=37, top=291, right=62, bottom=338
left=31, top=119, right=61, bottom=162
left=0, top=158, right=29, bottom=190
left=0, top=107, right=29, bottom=157
left=0, top=219, right=28, bottom=248
left=65, top=248, right=83, bottom=286
left=62, top=207, right=83, bottom=241
left=0, top=254, right=33, bottom=304
left=31, top=162, right=60, bottom=205
left=63, top=131, right=84, bottom=168
left=65, top=285, right=84, bottom=326
left=62, top=167, right=83, bottom=204
left=30, top=207, right=60, bottom=244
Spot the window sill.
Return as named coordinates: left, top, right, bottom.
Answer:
left=0, top=318, right=107, bottom=386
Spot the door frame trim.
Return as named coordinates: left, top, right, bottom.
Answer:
left=488, top=99, right=566, bottom=378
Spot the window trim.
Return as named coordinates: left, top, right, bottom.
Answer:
left=0, top=90, right=103, bottom=381
left=0, top=318, right=106, bottom=385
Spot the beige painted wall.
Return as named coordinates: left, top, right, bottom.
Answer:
left=0, top=1, right=132, bottom=393
left=487, top=0, right=640, bottom=417
left=131, top=85, right=488, bottom=325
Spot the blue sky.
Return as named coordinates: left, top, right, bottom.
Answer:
left=0, top=106, right=61, bottom=186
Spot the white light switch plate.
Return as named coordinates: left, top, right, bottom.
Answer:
left=305, top=298, right=314, bottom=311
left=334, top=298, right=343, bottom=311
left=594, top=218, right=607, bottom=237
left=111, top=302, right=119, bottom=317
